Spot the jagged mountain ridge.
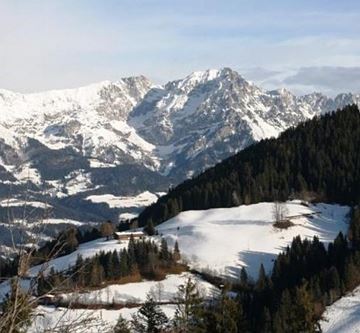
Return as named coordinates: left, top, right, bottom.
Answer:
left=0, top=67, right=359, bottom=229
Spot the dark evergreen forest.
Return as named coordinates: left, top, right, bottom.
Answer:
left=37, top=236, right=182, bottom=296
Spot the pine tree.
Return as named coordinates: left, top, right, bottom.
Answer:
left=160, top=238, right=170, bottom=263
left=113, top=315, right=131, bottom=333
left=173, top=278, right=204, bottom=333
left=131, top=295, right=168, bottom=333
left=255, top=264, right=267, bottom=291
left=173, top=240, right=181, bottom=261
left=240, top=267, right=248, bottom=287
left=89, top=260, right=104, bottom=287
left=62, top=228, right=79, bottom=254
left=145, top=220, right=156, bottom=236
left=291, top=284, right=318, bottom=332
left=119, top=251, right=130, bottom=277
left=215, top=287, right=239, bottom=333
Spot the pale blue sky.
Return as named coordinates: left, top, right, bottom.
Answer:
left=1, top=0, right=359, bottom=95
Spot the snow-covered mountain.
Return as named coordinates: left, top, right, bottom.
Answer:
left=0, top=67, right=359, bottom=246
left=130, top=68, right=360, bottom=179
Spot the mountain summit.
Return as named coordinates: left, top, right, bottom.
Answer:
left=0, top=68, right=359, bottom=236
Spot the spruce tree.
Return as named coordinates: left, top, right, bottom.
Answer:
left=131, top=295, right=168, bottom=333
left=215, top=287, right=239, bottom=333
left=240, top=267, right=248, bottom=287
left=255, top=264, right=267, bottom=291
left=160, top=238, right=170, bottom=263
left=145, top=220, right=156, bottom=236
left=173, top=278, right=204, bottom=332
left=173, top=240, right=181, bottom=261
left=113, top=315, right=131, bottom=333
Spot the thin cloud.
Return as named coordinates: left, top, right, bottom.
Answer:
left=283, top=67, right=360, bottom=95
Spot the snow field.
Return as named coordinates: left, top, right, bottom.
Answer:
left=320, top=286, right=360, bottom=333
left=59, top=272, right=216, bottom=305
left=29, top=304, right=177, bottom=333
left=157, top=201, right=349, bottom=278
left=86, top=191, right=160, bottom=209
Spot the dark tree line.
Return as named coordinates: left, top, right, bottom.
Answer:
left=138, top=105, right=360, bottom=228
left=37, top=237, right=182, bottom=295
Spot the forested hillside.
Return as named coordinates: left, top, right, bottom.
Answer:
left=139, top=105, right=360, bottom=228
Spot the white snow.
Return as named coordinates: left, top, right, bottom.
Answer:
left=28, top=271, right=212, bottom=332
left=0, top=199, right=51, bottom=209
left=28, top=238, right=129, bottom=277
left=29, top=304, right=177, bottom=333
left=41, top=218, right=86, bottom=226
left=89, top=159, right=116, bottom=168
left=157, top=201, right=349, bottom=278
left=13, top=164, right=42, bottom=185
left=59, top=272, right=215, bottom=305
left=86, top=191, right=159, bottom=209
left=119, top=212, right=138, bottom=220
left=320, top=286, right=360, bottom=333
left=65, top=170, right=94, bottom=195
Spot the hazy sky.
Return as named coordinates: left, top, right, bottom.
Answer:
left=1, top=0, right=360, bottom=95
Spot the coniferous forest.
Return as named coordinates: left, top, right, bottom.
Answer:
left=138, top=105, right=360, bottom=228
left=37, top=236, right=183, bottom=296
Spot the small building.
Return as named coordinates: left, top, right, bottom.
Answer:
left=114, top=231, right=145, bottom=241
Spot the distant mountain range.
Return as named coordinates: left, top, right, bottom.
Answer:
left=0, top=67, right=358, bottom=248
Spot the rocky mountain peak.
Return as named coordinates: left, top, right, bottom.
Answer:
left=0, top=67, right=358, bottom=199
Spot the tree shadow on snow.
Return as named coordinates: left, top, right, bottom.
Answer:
left=225, top=250, right=277, bottom=280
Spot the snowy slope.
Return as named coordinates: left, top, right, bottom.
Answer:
left=0, top=238, right=130, bottom=302
left=86, top=191, right=159, bottom=209
left=29, top=304, right=177, bottom=333
left=320, top=286, right=360, bottom=333
left=0, top=76, right=156, bottom=168
left=28, top=237, right=130, bottom=277
left=157, top=201, right=349, bottom=278
left=59, top=272, right=215, bottom=305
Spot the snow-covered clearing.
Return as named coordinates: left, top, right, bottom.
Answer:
left=65, top=170, right=94, bottom=195
left=157, top=201, right=349, bottom=278
left=0, top=238, right=130, bottom=302
left=320, top=286, right=360, bottom=333
left=86, top=191, right=159, bottom=209
left=13, top=164, right=42, bottom=185
left=29, top=304, right=177, bottom=333
left=28, top=238, right=130, bottom=277
left=0, top=198, right=51, bottom=209
left=60, top=272, right=215, bottom=305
